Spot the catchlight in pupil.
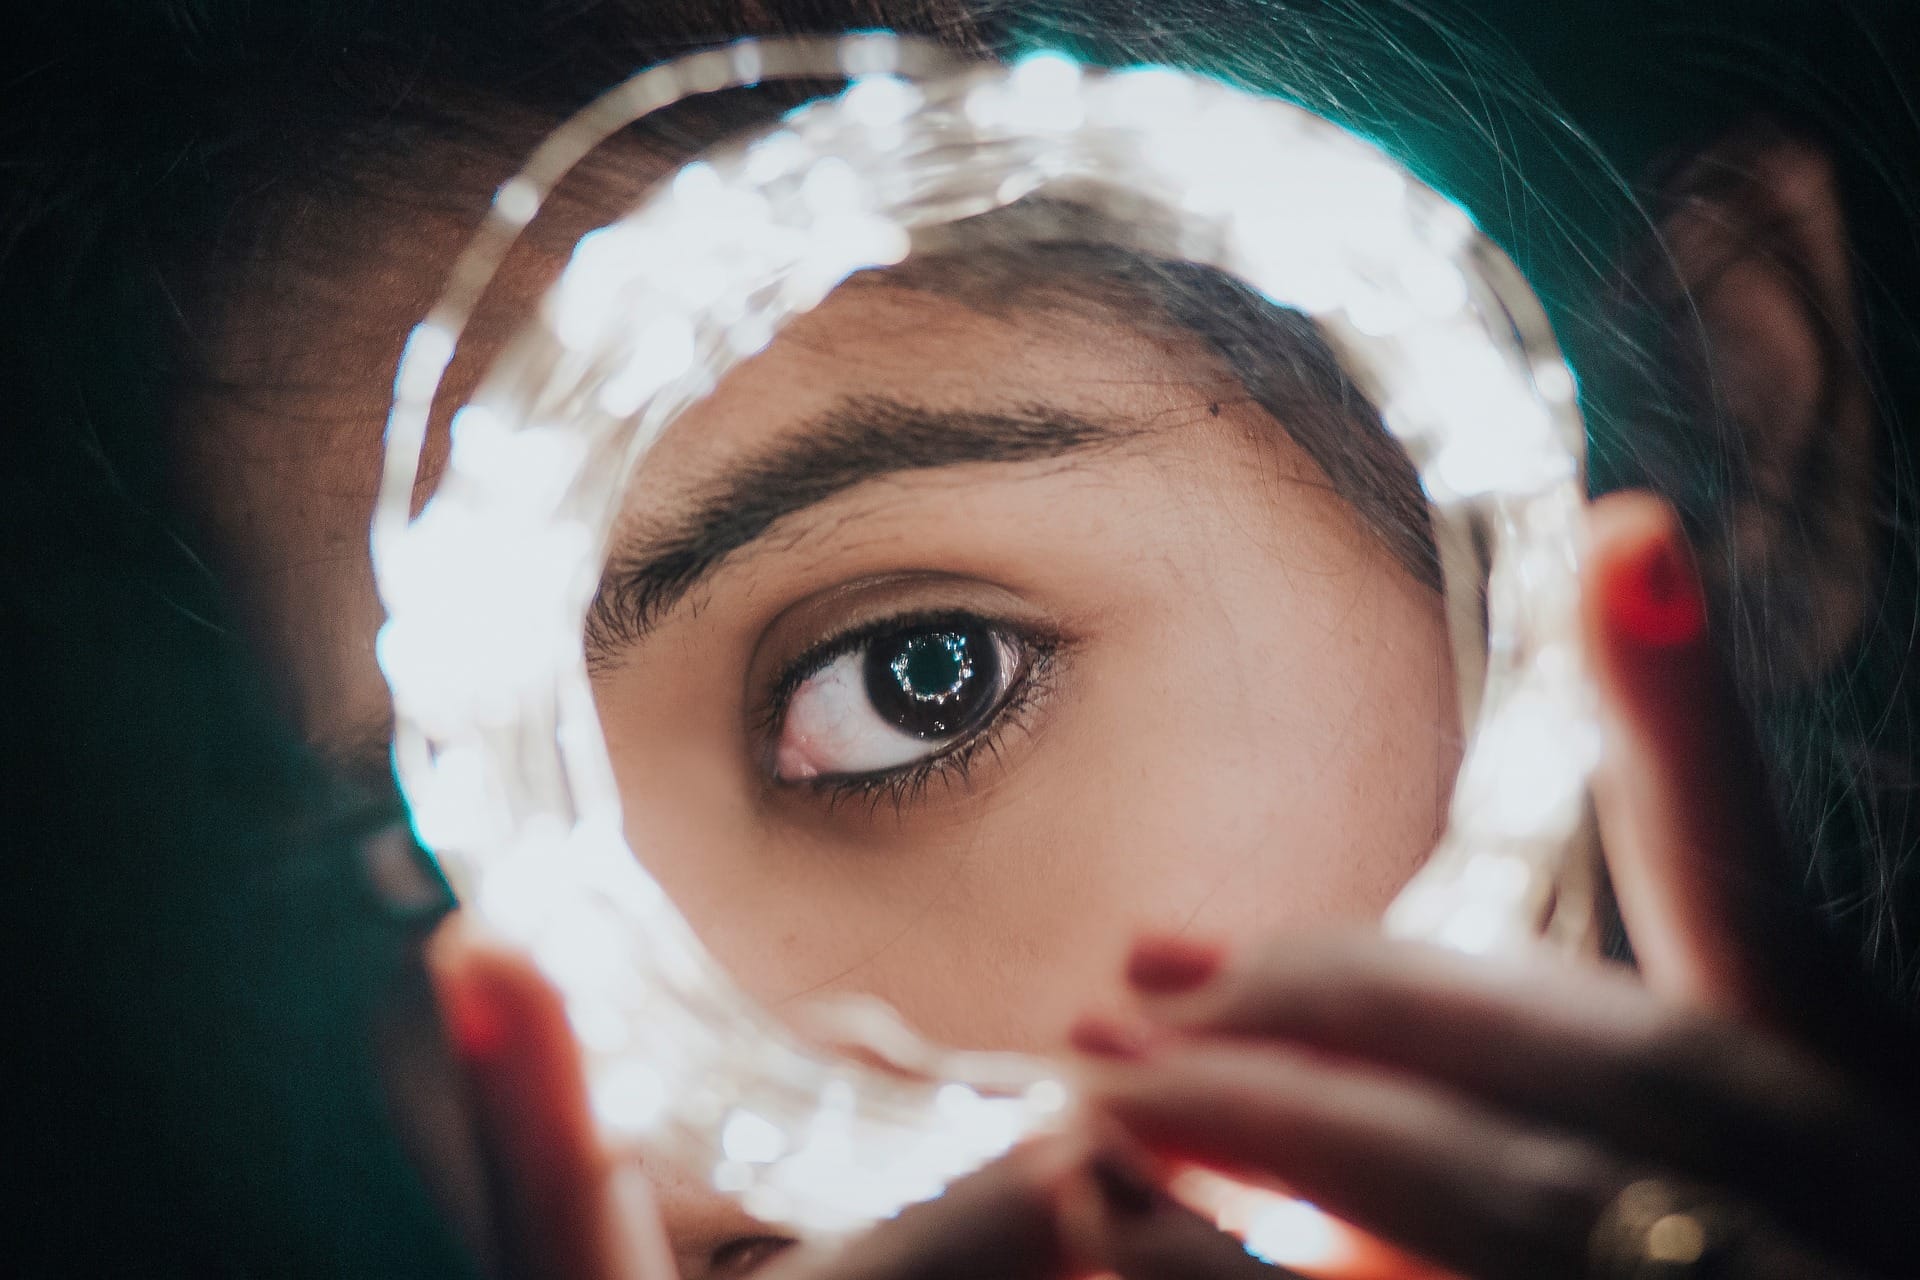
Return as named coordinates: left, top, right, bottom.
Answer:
left=865, top=627, right=997, bottom=737
left=765, top=614, right=1039, bottom=784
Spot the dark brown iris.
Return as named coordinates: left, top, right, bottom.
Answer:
left=862, top=624, right=998, bottom=738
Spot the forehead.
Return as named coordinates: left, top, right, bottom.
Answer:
left=623, top=269, right=1249, bottom=503
left=166, top=118, right=1298, bottom=740
left=175, top=109, right=1248, bottom=477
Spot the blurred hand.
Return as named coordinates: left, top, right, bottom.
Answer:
left=426, top=922, right=1161, bottom=1280
left=1074, top=491, right=1920, bottom=1279
left=406, top=491, right=1920, bottom=1280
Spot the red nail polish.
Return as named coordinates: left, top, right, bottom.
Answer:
left=1069, top=1014, right=1152, bottom=1061
left=1609, top=535, right=1707, bottom=647
left=440, top=978, right=506, bottom=1062
left=1126, top=935, right=1225, bottom=994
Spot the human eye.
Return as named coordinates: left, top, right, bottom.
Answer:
left=763, top=611, right=1057, bottom=806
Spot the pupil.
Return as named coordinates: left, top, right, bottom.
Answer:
left=898, top=636, right=967, bottom=696
left=863, top=626, right=1000, bottom=739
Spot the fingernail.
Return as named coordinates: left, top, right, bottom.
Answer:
left=1088, top=1155, right=1161, bottom=1220
left=1068, top=1014, right=1154, bottom=1061
left=1609, top=533, right=1707, bottom=648
left=1126, top=934, right=1225, bottom=995
left=438, top=970, right=506, bottom=1063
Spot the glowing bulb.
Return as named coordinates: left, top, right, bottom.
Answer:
left=800, top=155, right=866, bottom=214
left=1244, top=1198, right=1345, bottom=1269
left=1007, top=51, right=1085, bottom=132
left=1532, top=357, right=1578, bottom=404
left=722, top=1109, right=789, bottom=1164
left=494, top=177, right=540, bottom=226
left=393, top=322, right=454, bottom=402
left=1025, top=1079, right=1068, bottom=1115
left=599, top=315, right=699, bottom=415
left=843, top=74, right=921, bottom=127
left=1174, top=1171, right=1356, bottom=1272
left=595, top=1064, right=669, bottom=1137
left=672, top=159, right=727, bottom=210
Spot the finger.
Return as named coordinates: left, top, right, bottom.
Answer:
left=1582, top=492, right=1920, bottom=1084
left=757, top=1135, right=1106, bottom=1280
left=374, top=938, right=503, bottom=1274
left=1081, top=1038, right=1623, bottom=1280
left=1109, top=935, right=1920, bottom=1269
left=429, top=920, right=674, bottom=1280
left=1582, top=492, right=1827, bottom=1024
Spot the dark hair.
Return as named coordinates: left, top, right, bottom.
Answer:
left=843, top=219, right=1442, bottom=589
left=7, top=1, right=1919, bottom=1272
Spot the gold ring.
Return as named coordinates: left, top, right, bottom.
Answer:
left=1587, top=1178, right=1744, bottom=1279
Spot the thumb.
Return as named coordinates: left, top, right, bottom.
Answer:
left=1582, top=490, right=1833, bottom=1031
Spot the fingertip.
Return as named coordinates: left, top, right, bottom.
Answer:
left=424, top=919, right=509, bottom=1064
left=1582, top=494, right=1823, bottom=1027
left=1126, top=934, right=1227, bottom=995
left=1581, top=491, right=1733, bottom=801
left=1584, top=493, right=1707, bottom=654
left=439, top=965, right=510, bottom=1063
left=428, top=923, right=575, bottom=1055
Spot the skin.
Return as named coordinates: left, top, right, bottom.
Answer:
left=592, top=281, right=1455, bottom=1048
left=173, top=127, right=1456, bottom=1277
left=1072, top=498, right=1920, bottom=1280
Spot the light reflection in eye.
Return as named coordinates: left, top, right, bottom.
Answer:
left=770, top=617, right=1034, bottom=784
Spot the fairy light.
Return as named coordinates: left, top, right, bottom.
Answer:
left=1174, top=1169, right=1355, bottom=1271
left=373, top=34, right=1597, bottom=1245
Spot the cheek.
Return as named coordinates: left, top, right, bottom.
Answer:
left=590, top=518, right=1456, bottom=1058
left=703, top=588, right=1447, bottom=1055
left=963, top=570, right=1454, bottom=1022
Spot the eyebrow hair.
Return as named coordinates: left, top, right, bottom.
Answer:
left=584, top=394, right=1137, bottom=657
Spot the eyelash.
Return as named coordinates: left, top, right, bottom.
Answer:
left=761, top=610, right=1061, bottom=815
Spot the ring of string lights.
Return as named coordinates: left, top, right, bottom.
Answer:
left=373, top=32, right=1600, bottom=1252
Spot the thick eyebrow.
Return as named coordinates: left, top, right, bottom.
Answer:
left=584, top=394, right=1137, bottom=657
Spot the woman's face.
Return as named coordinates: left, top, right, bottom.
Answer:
left=588, top=272, right=1457, bottom=1046
left=175, top=127, right=1458, bottom=1274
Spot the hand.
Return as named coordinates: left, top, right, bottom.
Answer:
left=1074, top=492, right=1920, bottom=1280
left=421, top=922, right=1258, bottom=1280
left=420, top=920, right=1357, bottom=1280
left=420, top=922, right=1081, bottom=1280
